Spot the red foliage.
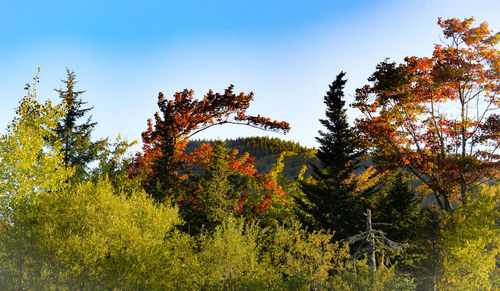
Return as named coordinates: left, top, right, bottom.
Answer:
left=181, top=143, right=288, bottom=219
left=128, top=86, right=290, bottom=201
left=354, top=18, right=500, bottom=210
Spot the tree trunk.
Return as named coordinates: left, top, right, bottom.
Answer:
left=367, top=209, right=376, bottom=273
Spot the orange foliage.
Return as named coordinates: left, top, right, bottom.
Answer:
left=128, top=86, right=290, bottom=201
left=354, top=17, right=500, bottom=210
left=345, top=166, right=388, bottom=192
left=180, top=143, right=288, bottom=219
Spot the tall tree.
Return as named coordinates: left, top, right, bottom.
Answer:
left=129, top=85, right=290, bottom=202
left=354, top=17, right=500, bottom=211
left=0, top=73, right=74, bottom=289
left=0, top=72, right=73, bottom=221
left=296, top=72, right=364, bottom=239
left=55, top=68, right=105, bottom=179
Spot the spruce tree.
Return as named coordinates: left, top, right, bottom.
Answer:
left=55, top=68, right=105, bottom=179
left=203, top=141, right=239, bottom=223
left=374, top=170, right=422, bottom=243
left=181, top=140, right=240, bottom=234
left=296, top=71, right=364, bottom=239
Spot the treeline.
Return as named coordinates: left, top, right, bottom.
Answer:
left=0, top=17, right=499, bottom=290
left=186, top=137, right=319, bottom=179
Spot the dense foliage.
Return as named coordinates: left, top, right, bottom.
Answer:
left=354, top=17, right=500, bottom=211
left=0, top=17, right=498, bottom=290
left=186, top=136, right=318, bottom=179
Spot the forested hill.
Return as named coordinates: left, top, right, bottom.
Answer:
left=186, top=136, right=319, bottom=179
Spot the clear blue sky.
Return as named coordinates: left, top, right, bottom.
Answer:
left=2, top=0, right=500, bottom=148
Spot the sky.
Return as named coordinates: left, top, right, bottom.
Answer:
left=2, top=0, right=500, bottom=149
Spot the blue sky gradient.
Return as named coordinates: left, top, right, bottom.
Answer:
left=2, top=0, right=500, bottom=148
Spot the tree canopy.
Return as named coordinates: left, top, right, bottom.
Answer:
left=354, top=17, right=500, bottom=211
left=129, top=86, right=290, bottom=202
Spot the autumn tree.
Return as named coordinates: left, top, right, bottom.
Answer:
left=355, top=17, right=500, bottom=211
left=296, top=72, right=365, bottom=239
left=178, top=141, right=291, bottom=232
left=129, top=85, right=290, bottom=202
left=55, top=68, right=105, bottom=179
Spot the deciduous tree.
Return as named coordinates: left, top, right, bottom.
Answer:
left=129, top=85, right=290, bottom=202
left=0, top=72, right=73, bottom=222
left=438, top=185, right=500, bottom=289
left=0, top=72, right=74, bottom=289
left=355, top=17, right=500, bottom=211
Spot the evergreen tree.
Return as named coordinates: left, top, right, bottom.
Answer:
left=374, top=170, right=422, bottom=243
left=181, top=141, right=241, bottom=233
left=202, top=141, right=239, bottom=224
left=55, top=68, right=105, bottom=179
left=296, top=71, right=364, bottom=239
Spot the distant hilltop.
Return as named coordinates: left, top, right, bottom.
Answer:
left=186, top=136, right=319, bottom=179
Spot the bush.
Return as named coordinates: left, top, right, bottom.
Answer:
left=437, top=185, right=500, bottom=290
left=0, top=179, right=193, bottom=290
left=185, top=218, right=351, bottom=290
left=331, top=259, right=416, bottom=291
left=190, top=218, right=279, bottom=289
left=269, top=221, right=350, bottom=289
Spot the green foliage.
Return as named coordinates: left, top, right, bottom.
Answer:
left=373, top=170, right=423, bottom=243
left=0, top=75, right=73, bottom=222
left=268, top=221, right=350, bottom=289
left=91, top=134, right=140, bottom=193
left=438, top=185, right=500, bottom=290
left=191, top=218, right=279, bottom=289
left=411, top=206, right=444, bottom=290
left=188, top=218, right=351, bottom=290
left=0, top=179, right=193, bottom=290
left=0, top=88, right=190, bottom=288
left=364, top=170, right=425, bottom=277
left=54, top=68, right=106, bottom=180
left=332, top=260, right=416, bottom=291
left=296, top=72, right=366, bottom=239
left=263, top=151, right=306, bottom=226
left=202, top=141, right=236, bottom=223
